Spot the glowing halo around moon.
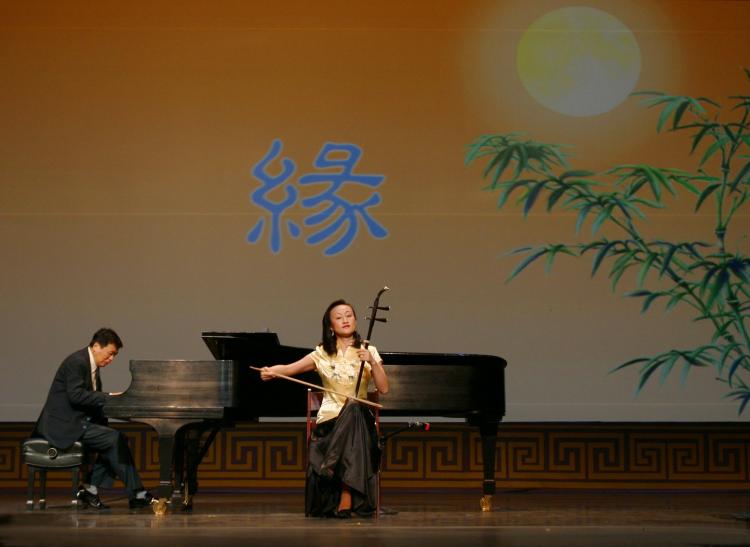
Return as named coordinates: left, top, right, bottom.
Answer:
left=517, top=7, right=642, bottom=117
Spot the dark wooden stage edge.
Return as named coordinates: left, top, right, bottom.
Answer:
left=2, top=422, right=749, bottom=491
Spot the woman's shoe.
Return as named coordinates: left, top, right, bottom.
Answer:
left=332, top=509, right=351, bottom=519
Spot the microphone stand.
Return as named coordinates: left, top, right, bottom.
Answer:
left=378, top=422, right=430, bottom=450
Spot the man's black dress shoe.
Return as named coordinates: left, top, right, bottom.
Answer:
left=76, top=488, right=109, bottom=510
left=128, top=491, right=155, bottom=509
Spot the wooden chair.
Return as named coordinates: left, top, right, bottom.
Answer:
left=305, top=389, right=381, bottom=517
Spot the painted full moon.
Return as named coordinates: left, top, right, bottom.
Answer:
left=517, top=7, right=641, bottom=117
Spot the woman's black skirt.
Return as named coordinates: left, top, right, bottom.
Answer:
left=305, top=402, right=380, bottom=517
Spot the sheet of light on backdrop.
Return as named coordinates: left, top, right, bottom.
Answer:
left=1, top=1, right=748, bottom=421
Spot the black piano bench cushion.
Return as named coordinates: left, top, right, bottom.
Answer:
left=22, top=439, right=84, bottom=468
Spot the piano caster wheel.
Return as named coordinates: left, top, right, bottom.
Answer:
left=480, top=495, right=493, bottom=512
left=152, top=498, right=169, bottom=516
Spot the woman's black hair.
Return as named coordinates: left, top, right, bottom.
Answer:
left=321, top=299, right=362, bottom=355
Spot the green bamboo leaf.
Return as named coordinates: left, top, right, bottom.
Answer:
left=610, top=357, right=649, bottom=373
left=711, top=319, right=734, bottom=343
left=723, top=125, right=738, bottom=143
left=672, top=100, right=691, bottom=129
left=691, top=97, right=721, bottom=109
left=727, top=258, right=750, bottom=284
left=679, top=359, right=693, bottom=385
left=637, top=358, right=667, bottom=393
left=665, top=291, right=685, bottom=311
left=728, top=354, right=750, bottom=385
left=672, top=176, right=700, bottom=195
left=642, top=166, right=662, bottom=200
left=514, top=144, right=529, bottom=179
left=609, top=251, right=637, bottom=291
left=560, top=169, right=596, bottom=179
left=728, top=191, right=750, bottom=213
left=718, top=343, right=741, bottom=375
left=685, top=242, right=711, bottom=260
left=543, top=143, right=570, bottom=167
left=575, top=202, right=596, bottom=234
left=699, top=137, right=728, bottom=166
left=652, top=166, right=677, bottom=196
left=464, top=136, right=491, bottom=165
left=625, top=177, right=647, bottom=196
left=640, top=95, right=675, bottom=108
left=591, top=240, right=617, bottom=277
left=641, top=292, right=666, bottom=313
left=699, top=267, right=718, bottom=296
left=507, top=249, right=547, bottom=281
left=630, top=197, right=665, bottom=209
left=727, top=384, right=750, bottom=414
left=694, top=183, right=720, bottom=212
left=507, top=246, right=533, bottom=255
left=637, top=253, right=657, bottom=288
left=630, top=90, right=664, bottom=98
left=613, top=196, right=643, bottom=220
left=497, top=179, right=532, bottom=208
left=660, top=352, right=681, bottom=384
left=656, top=98, right=683, bottom=132
left=546, top=185, right=568, bottom=211
left=487, top=149, right=514, bottom=187
left=739, top=393, right=750, bottom=415
left=523, top=180, right=547, bottom=217
left=482, top=146, right=507, bottom=177
left=659, top=243, right=679, bottom=277
left=591, top=206, right=613, bottom=235
left=544, top=245, right=574, bottom=273
left=625, top=289, right=652, bottom=298
left=690, top=124, right=718, bottom=155
left=705, top=269, right=730, bottom=309
left=733, top=160, right=750, bottom=188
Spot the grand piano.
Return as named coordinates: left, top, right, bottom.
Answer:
left=104, top=332, right=506, bottom=512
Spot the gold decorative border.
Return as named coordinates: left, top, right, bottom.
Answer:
left=2, top=422, right=748, bottom=490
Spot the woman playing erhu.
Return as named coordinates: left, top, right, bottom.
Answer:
left=260, top=299, right=389, bottom=518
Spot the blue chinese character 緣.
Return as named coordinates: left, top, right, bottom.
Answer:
left=247, top=140, right=387, bottom=256
left=299, top=143, right=388, bottom=256
left=246, top=139, right=301, bottom=254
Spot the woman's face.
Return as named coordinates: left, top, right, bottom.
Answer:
left=329, top=304, right=357, bottom=338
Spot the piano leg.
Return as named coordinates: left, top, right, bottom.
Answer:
left=173, top=430, right=186, bottom=503
left=478, top=417, right=499, bottom=512
left=139, top=419, right=199, bottom=515
left=180, top=423, right=222, bottom=512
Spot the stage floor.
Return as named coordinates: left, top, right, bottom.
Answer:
left=1, top=490, right=749, bottom=546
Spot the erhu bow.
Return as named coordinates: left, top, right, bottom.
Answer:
left=354, top=286, right=390, bottom=395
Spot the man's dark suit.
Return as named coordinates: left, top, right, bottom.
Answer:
left=35, top=347, right=144, bottom=496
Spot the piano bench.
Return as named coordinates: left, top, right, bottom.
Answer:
left=22, top=438, right=84, bottom=510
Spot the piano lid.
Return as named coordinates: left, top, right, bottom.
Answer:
left=201, top=331, right=507, bottom=417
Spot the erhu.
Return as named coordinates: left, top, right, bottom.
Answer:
left=354, top=286, right=390, bottom=396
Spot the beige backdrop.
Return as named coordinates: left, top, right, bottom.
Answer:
left=1, top=0, right=748, bottom=421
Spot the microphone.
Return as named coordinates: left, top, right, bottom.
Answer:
left=379, top=421, right=431, bottom=446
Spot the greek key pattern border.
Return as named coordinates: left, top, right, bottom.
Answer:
left=2, top=423, right=748, bottom=489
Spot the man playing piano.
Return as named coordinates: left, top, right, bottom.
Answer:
left=33, top=328, right=153, bottom=510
